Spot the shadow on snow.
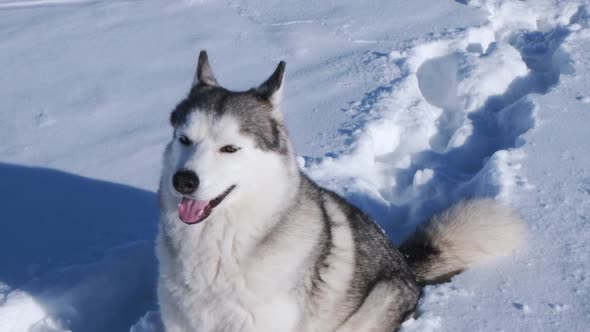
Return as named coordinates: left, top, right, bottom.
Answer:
left=0, top=163, right=158, bottom=332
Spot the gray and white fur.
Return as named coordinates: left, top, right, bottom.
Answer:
left=156, top=51, right=525, bottom=332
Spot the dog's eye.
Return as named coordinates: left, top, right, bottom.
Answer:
left=178, top=135, right=192, bottom=146
left=220, top=145, right=240, bottom=153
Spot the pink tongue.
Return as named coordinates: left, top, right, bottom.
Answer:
left=178, top=197, right=209, bottom=224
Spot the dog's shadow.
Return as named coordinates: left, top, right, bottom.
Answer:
left=0, top=163, right=159, bottom=332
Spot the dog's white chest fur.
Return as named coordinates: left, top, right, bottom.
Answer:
left=157, top=211, right=303, bottom=332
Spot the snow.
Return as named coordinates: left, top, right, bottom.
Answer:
left=0, top=0, right=589, bottom=331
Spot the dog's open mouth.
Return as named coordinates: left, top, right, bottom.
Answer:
left=178, top=185, right=235, bottom=225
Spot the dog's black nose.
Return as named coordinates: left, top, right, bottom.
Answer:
left=173, top=170, right=199, bottom=195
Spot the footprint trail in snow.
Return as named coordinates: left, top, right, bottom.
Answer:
left=307, top=1, right=579, bottom=240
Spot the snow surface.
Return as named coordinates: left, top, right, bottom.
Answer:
left=0, top=0, right=589, bottom=331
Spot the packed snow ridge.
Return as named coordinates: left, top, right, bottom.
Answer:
left=307, top=0, right=580, bottom=242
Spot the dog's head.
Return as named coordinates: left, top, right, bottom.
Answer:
left=161, top=51, right=297, bottom=225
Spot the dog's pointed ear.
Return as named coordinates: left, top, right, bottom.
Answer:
left=257, top=61, right=286, bottom=105
left=192, top=50, right=218, bottom=87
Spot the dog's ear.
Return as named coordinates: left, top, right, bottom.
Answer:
left=257, top=61, right=286, bottom=106
left=192, top=50, right=218, bottom=87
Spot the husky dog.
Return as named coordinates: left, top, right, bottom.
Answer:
left=156, top=51, right=525, bottom=332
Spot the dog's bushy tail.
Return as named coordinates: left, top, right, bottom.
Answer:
left=399, top=199, right=525, bottom=285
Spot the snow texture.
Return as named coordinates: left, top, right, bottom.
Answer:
left=0, top=0, right=589, bottom=331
